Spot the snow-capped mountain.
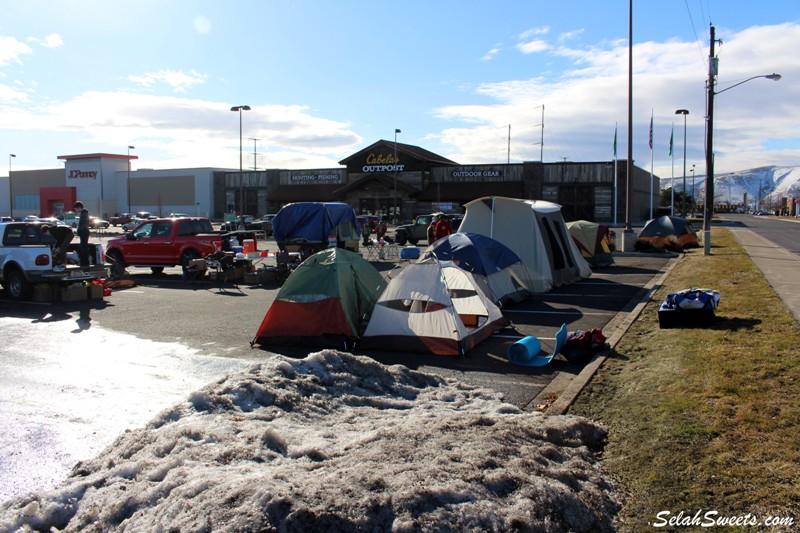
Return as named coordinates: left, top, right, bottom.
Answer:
left=662, top=165, right=800, bottom=210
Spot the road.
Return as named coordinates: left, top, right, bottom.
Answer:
left=0, top=227, right=674, bottom=502
left=720, top=213, right=800, bottom=254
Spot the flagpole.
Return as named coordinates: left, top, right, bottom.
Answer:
left=670, top=123, right=675, bottom=216
left=649, top=109, right=654, bottom=220
left=613, top=123, right=618, bottom=225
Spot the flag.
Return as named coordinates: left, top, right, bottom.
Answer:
left=649, top=115, right=653, bottom=150
left=613, top=125, right=617, bottom=158
left=669, top=126, right=674, bottom=157
left=395, top=128, right=401, bottom=134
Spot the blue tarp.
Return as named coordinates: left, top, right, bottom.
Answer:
left=273, top=202, right=360, bottom=245
left=421, top=232, right=523, bottom=275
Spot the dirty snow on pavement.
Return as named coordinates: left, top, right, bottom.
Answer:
left=1, top=350, right=618, bottom=532
left=0, top=316, right=253, bottom=504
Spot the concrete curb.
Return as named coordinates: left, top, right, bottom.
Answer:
left=539, top=254, right=684, bottom=416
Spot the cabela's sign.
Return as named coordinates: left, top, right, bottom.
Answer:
left=67, top=169, right=98, bottom=179
left=362, top=153, right=404, bottom=173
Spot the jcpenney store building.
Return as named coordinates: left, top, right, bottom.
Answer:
left=3, top=140, right=659, bottom=224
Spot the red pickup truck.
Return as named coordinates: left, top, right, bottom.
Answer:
left=105, top=217, right=222, bottom=275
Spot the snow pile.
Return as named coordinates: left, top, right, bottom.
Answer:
left=1, top=351, right=618, bottom=532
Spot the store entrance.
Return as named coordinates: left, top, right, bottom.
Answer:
left=558, top=185, right=594, bottom=221
left=359, top=196, right=393, bottom=219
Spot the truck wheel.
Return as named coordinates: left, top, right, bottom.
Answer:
left=5, top=269, right=31, bottom=300
left=182, top=251, right=200, bottom=277
left=106, top=250, right=127, bottom=278
left=396, top=234, right=408, bottom=246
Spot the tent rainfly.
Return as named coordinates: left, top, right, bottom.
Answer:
left=420, top=232, right=533, bottom=306
left=458, top=197, right=592, bottom=293
left=358, top=260, right=508, bottom=356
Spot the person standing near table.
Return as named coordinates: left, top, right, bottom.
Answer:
left=74, top=201, right=91, bottom=268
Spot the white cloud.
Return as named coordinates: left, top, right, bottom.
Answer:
left=0, top=36, right=33, bottom=66
left=0, top=90, right=362, bottom=169
left=481, top=46, right=500, bottom=61
left=558, top=29, right=584, bottom=43
left=519, top=26, right=549, bottom=39
left=516, top=39, right=550, bottom=55
left=436, top=22, right=800, bottom=175
left=41, top=33, right=64, bottom=48
left=127, top=70, right=208, bottom=93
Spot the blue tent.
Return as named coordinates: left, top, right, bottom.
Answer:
left=273, top=202, right=361, bottom=255
left=420, top=232, right=533, bottom=306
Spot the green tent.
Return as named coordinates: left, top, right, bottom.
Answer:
left=253, top=248, right=387, bottom=349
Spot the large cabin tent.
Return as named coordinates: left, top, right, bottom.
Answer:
left=457, top=197, right=592, bottom=293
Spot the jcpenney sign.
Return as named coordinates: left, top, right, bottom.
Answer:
left=67, top=170, right=98, bottom=179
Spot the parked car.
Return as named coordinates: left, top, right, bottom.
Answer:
left=220, top=215, right=260, bottom=232
left=0, top=221, right=107, bottom=300
left=122, top=218, right=149, bottom=232
left=89, top=217, right=110, bottom=229
left=106, top=217, right=222, bottom=275
left=256, top=214, right=276, bottom=236
left=167, top=213, right=190, bottom=218
left=109, top=213, right=134, bottom=226
left=394, top=213, right=461, bottom=246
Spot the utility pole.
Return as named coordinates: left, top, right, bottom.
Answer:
left=249, top=138, right=260, bottom=171
left=703, top=25, right=718, bottom=255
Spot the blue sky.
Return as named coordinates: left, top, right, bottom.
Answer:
left=1, top=0, right=798, bottom=180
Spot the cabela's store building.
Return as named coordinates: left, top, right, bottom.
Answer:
left=5, top=139, right=659, bottom=224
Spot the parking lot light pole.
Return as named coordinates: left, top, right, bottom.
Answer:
left=231, top=105, right=251, bottom=216
left=8, top=154, right=15, bottom=217
left=127, top=146, right=135, bottom=213
left=393, top=128, right=401, bottom=223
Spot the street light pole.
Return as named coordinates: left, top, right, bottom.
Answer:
left=675, top=110, right=689, bottom=217
left=393, top=128, right=401, bottom=223
left=230, top=105, right=251, bottom=216
left=690, top=164, right=696, bottom=216
left=8, top=154, right=15, bottom=217
left=127, top=146, right=135, bottom=213
left=704, top=25, right=781, bottom=255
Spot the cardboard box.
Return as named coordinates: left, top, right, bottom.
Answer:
left=61, top=285, right=87, bottom=302
left=188, top=258, right=206, bottom=272
left=244, top=269, right=276, bottom=285
left=243, top=272, right=261, bottom=285
left=32, top=284, right=56, bottom=302
left=88, top=284, right=104, bottom=300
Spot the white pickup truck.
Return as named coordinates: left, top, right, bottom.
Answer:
left=0, top=221, right=108, bottom=300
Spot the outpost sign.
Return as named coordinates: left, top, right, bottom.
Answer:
left=362, top=153, right=404, bottom=173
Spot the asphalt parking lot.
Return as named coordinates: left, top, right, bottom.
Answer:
left=1, top=226, right=675, bottom=411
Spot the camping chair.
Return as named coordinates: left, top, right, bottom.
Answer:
left=203, top=251, right=243, bottom=293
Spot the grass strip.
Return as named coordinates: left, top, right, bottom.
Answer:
left=570, top=228, right=800, bottom=531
